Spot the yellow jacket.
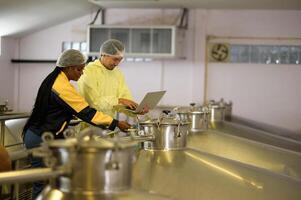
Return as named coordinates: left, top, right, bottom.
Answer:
left=78, top=59, right=133, bottom=117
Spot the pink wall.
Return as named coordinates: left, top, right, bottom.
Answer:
left=0, top=37, right=17, bottom=109
left=204, top=10, right=301, bottom=132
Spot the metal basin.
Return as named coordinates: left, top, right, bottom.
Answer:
left=132, top=148, right=301, bottom=200
left=212, top=121, right=301, bottom=153
left=187, top=130, right=301, bottom=180
left=38, top=186, right=170, bottom=200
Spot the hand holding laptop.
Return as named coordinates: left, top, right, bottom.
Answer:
left=118, top=98, right=138, bottom=110
left=114, top=91, right=166, bottom=116
left=118, top=98, right=149, bottom=115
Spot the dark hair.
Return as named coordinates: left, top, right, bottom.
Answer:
left=22, top=67, right=62, bottom=136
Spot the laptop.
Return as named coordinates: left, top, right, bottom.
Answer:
left=126, top=91, right=166, bottom=114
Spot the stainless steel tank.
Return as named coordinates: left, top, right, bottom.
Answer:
left=175, top=105, right=209, bottom=132
left=187, top=129, right=301, bottom=180
left=131, top=116, right=301, bottom=200
left=205, top=99, right=301, bottom=152
left=133, top=148, right=301, bottom=200
left=139, top=117, right=190, bottom=150
left=0, top=128, right=170, bottom=200
left=37, top=128, right=170, bottom=200
left=213, top=121, right=301, bottom=153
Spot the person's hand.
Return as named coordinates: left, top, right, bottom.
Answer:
left=117, top=121, right=131, bottom=132
left=138, top=105, right=149, bottom=115
left=118, top=98, right=138, bottom=110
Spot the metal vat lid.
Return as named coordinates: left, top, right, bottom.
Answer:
left=190, top=106, right=210, bottom=114
left=139, top=119, right=158, bottom=125
left=79, top=136, right=137, bottom=150
left=47, top=138, right=77, bottom=148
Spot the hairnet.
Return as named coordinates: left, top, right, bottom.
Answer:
left=100, top=39, right=125, bottom=57
left=56, top=49, right=86, bottom=68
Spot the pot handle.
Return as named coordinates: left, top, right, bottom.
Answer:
left=105, top=146, right=120, bottom=171
left=174, top=123, right=182, bottom=138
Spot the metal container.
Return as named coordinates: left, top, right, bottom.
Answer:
left=139, top=117, right=190, bottom=150
left=213, top=121, right=301, bottom=153
left=72, top=136, right=135, bottom=194
left=35, top=128, right=170, bottom=200
left=132, top=148, right=301, bottom=200
left=187, top=129, right=301, bottom=180
left=132, top=116, right=301, bottom=200
left=175, top=106, right=210, bottom=132
left=208, top=100, right=225, bottom=122
left=44, top=138, right=77, bottom=192
left=189, top=108, right=210, bottom=132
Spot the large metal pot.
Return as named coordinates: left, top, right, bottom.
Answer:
left=208, top=100, right=225, bottom=122
left=189, top=107, right=210, bottom=132
left=175, top=107, right=210, bottom=132
left=71, top=129, right=136, bottom=194
left=139, top=117, right=190, bottom=150
left=44, top=138, right=77, bottom=192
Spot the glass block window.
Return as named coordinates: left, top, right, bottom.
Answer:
left=230, top=44, right=301, bottom=64
left=62, top=41, right=87, bottom=53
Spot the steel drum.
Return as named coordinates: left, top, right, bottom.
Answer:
left=131, top=116, right=301, bottom=200
left=187, top=130, right=301, bottom=179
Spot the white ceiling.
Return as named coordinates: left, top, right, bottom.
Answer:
left=0, top=0, right=300, bottom=37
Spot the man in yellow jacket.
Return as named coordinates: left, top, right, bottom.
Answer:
left=78, top=39, right=139, bottom=117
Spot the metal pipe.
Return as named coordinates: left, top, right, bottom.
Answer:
left=121, top=135, right=155, bottom=143
left=0, top=167, right=65, bottom=184
left=132, top=135, right=155, bottom=142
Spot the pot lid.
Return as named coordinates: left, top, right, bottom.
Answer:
left=79, top=133, right=137, bottom=149
left=160, top=117, right=190, bottom=125
left=139, top=118, right=158, bottom=125
left=191, top=106, right=210, bottom=114
left=160, top=117, right=179, bottom=125
left=47, top=138, right=77, bottom=148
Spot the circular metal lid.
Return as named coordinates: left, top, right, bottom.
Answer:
left=160, top=117, right=190, bottom=125
left=47, top=138, right=77, bottom=148
left=191, top=106, right=210, bottom=114
left=79, top=136, right=137, bottom=150
left=160, top=117, right=179, bottom=125
left=139, top=118, right=158, bottom=125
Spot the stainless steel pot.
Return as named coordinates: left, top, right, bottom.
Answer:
left=175, top=107, right=210, bottom=132
left=189, top=108, right=210, bottom=132
left=71, top=130, right=136, bottom=194
left=139, top=117, right=190, bottom=150
left=44, top=138, right=77, bottom=192
left=208, top=101, right=225, bottom=122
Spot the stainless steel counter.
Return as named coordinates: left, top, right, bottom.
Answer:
left=0, top=112, right=29, bottom=146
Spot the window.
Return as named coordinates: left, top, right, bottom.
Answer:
left=62, top=41, right=87, bottom=53
left=230, top=44, right=301, bottom=64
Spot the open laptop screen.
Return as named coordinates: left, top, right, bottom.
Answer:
left=127, top=91, right=166, bottom=113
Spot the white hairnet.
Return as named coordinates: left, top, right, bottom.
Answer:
left=56, top=49, right=86, bottom=68
left=100, top=39, right=124, bottom=57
